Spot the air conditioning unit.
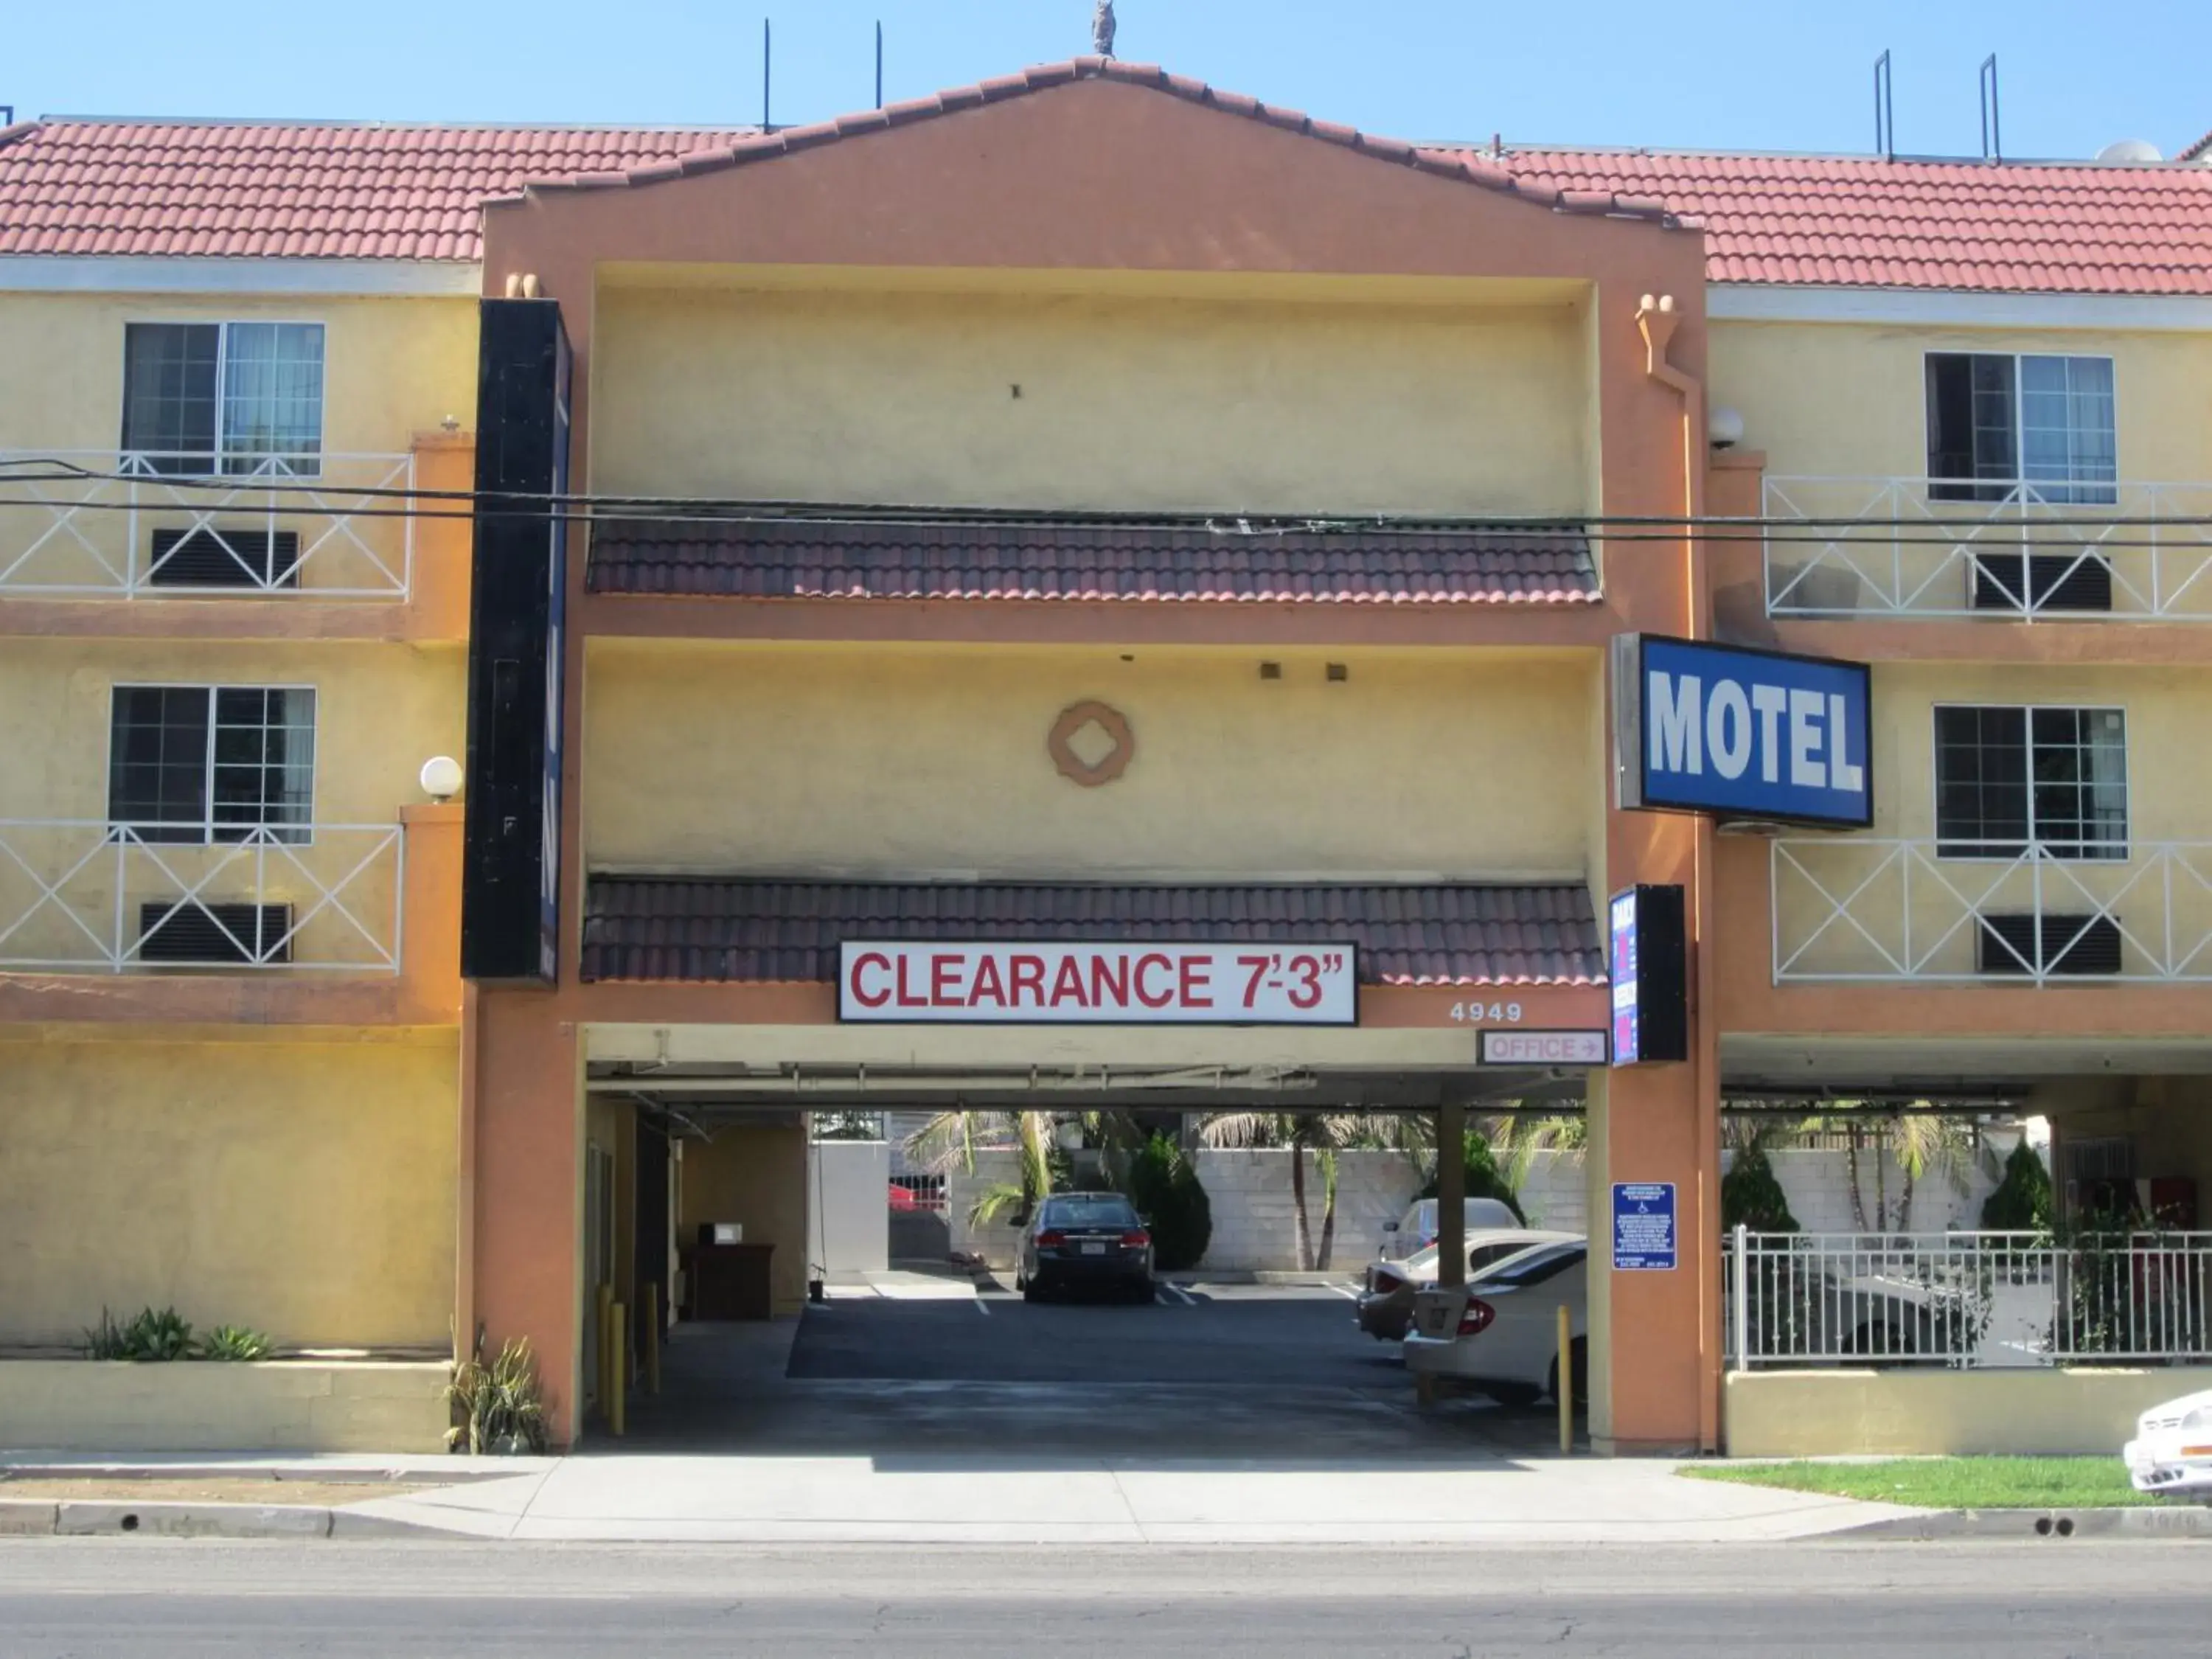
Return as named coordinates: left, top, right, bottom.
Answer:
left=1970, top=551, right=2113, bottom=613
left=1976, top=912, right=2121, bottom=976
left=147, top=528, right=302, bottom=589
left=136, top=901, right=293, bottom=965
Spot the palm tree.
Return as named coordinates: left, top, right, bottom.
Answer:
left=1196, top=1110, right=1427, bottom=1270
left=1797, top=1107, right=1985, bottom=1234
left=1489, top=1114, right=1587, bottom=1215
left=901, top=1107, right=1055, bottom=1229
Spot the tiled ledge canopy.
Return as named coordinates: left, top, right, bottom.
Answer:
left=582, top=878, right=1605, bottom=987
left=585, top=514, right=1600, bottom=605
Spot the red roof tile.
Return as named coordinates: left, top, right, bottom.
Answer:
left=4, top=63, right=2210, bottom=294
left=1471, top=147, right=2212, bottom=295
left=0, top=119, right=751, bottom=261
left=580, top=878, right=1605, bottom=987
left=585, top=514, right=1599, bottom=606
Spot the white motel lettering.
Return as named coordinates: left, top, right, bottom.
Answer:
left=1646, top=672, right=1865, bottom=794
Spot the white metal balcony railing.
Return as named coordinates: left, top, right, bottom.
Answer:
left=0, top=822, right=403, bottom=973
left=0, top=451, right=414, bottom=599
left=1763, top=477, right=2212, bottom=622
left=1772, top=837, right=2212, bottom=984
left=1727, top=1228, right=2212, bottom=1369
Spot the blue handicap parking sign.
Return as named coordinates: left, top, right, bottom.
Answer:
left=1612, top=1182, right=1677, bottom=1272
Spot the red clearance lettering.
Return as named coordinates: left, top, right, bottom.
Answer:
left=930, top=953, right=965, bottom=1006
left=1049, top=955, right=1091, bottom=1008
left=1091, top=953, right=1130, bottom=1009
left=968, top=953, right=1007, bottom=1007
left=1009, top=954, right=1047, bottom=1007
left=1178, top=953, right=1213, bottom=1009
left=895, top=952, right=926, bottom=1007
left=1134, top=952, right=1175, bottom=1009
left=850, top=951, right=892, bottom=1009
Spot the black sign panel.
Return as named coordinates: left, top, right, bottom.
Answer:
left=461, top=299, right=570, bottom=984
left=1608, top=883, right=1688, bottom=1065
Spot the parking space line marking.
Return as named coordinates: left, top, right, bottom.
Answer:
left=1157, top=1283, right=1196, bottom=1307
left=1324, top=1283, right=1360, bottom=1302
left=973, top=1296, right=991, bottom=1316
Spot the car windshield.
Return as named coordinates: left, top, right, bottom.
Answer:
left=1041, top=1197, right=1138, bottom=1230
left=1472, top=1243, right=1585, bottom=1288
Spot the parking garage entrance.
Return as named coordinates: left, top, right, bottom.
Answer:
left=575, top=1018, right=1607, bottom=1464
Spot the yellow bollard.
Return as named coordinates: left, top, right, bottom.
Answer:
left=1557, top=1303, right=1573, bottom=1455
left=608, top=1301, right=627, bottom=1437
left=643, top=1281, right=662, bottom=1397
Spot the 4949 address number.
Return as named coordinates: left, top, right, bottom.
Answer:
left=1448, top=1001, right=1524, bottom=1024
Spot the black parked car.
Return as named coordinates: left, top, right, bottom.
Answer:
left=1016, top=1192, right=1155, bottom=1304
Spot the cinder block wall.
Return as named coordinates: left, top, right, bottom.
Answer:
left=1192, top=1149, right=1423, bottom=1273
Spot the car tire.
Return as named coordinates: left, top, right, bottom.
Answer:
left=1022, top=1278, right=1043, bottom=1304
left=1129, top=1278, right=1155, bottom=1305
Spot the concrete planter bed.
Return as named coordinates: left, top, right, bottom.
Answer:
left=0, top=1359, right=451, bottom=1454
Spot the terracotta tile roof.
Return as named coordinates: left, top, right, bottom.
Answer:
left=1474, top=147, right=2212, bottom=295
left=585, top=514, right=1598, bottom=606
left=5, top=64, right=2209, bottom=294
left=0, top=119, right=752, bottom=260
left=581, top=877, right=1604, bottom=987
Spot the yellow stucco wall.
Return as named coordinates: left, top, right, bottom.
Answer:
left=0, top=291, right=477, bottom=457
left=0, top=1037, right=459, bottom=1350
left=0, top=292, right=476, bottom=595
left=1725, top=1366, right=2212, bottom=1458
left=1771, top=664, right=2212, bottom=978
left=678, top=1123, right=810, bottom=1316
left=0, top=639, right=465, bottom=968
left=583, top=642, right=1596, bottom=877
left=591, top=282, right=1591, bottom=515
left=1711, top=319, right=2212, bottom=484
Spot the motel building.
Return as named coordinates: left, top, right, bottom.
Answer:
left=2, top=60, right=2212, bottom=1458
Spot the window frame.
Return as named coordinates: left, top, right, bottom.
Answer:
left=1923, top=349, right=2118, bottom=506
left=119, top=319, right=327, bottom=479
left=1930, top=701, right=2131, bottom=864
left=104, top=681, right=320, bottom=847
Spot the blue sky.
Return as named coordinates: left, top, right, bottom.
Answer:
left=10, top=0, right=2208, bottom=161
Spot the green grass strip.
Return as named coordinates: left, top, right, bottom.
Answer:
left=1680, top=1456, right=2163, bottom=1509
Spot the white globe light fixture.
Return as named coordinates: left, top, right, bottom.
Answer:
left=419, top=755, right=464, bottom=804
left=1708, top=406, right=1746, bottom=450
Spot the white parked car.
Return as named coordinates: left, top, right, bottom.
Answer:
left=1402, top=1238, right=1587, bottom=1405
left=1355, top=1228, right=1579, bottom=1341
left=1380, top=1197, right=1522, bottom=1262
left=2124, top=1390, right=2212, bottom=1498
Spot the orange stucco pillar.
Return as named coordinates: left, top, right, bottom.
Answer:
left=466, top=990, right=583, bottom=1444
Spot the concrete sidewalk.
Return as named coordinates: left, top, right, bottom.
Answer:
left=335, top=1451, right=1913, bottom=1544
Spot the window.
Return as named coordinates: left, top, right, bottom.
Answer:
left=107, top=686, right=316, bottom=844
left=121, top=322, right=324, bottom=477
left=1934, top=706, right=2126, bottom=860
left=1037, top=1197, right=1141, bottom=1231
left=1472, top=1244, right=1585, bottom=1289
left=1926, top=353, right=2115, bottom=504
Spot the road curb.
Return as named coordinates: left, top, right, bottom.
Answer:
left=0, top=1497, right=474, bottom=1540
left=1833, top=1505, right=2212, bottom=1540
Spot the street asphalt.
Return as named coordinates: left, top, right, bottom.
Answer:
left=0, top=1539, right=2202, bottom=1656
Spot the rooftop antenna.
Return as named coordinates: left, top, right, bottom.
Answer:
left=762, top=18, right=773, bottom=132
left=1978, top=55, right=2002, bottom=161
left=875, top=20, right=884, bottom=108
left=1874, top=49, right=1893, bottom=160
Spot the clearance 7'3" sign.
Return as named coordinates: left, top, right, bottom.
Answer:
left=838, top=942, right=1358, bottom=1025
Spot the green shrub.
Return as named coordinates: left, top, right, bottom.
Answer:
left=1721, top=1146, right=1799, bottom=1233
left=1980, top=1140, right=2054, bottom=1231
left=1417, top=1133, right=1526, bottom=1224
left=82, top=1308, right=133, bottom=1360
left=1124, top=1135, right=1212, bottom=1272
left=195, top=1325, right=273, bottom=1362
left=445, top=1333, right=550, bottom=1455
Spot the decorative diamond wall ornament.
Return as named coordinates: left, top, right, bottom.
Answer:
left=1048, top=700, right=1135, bottom=787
